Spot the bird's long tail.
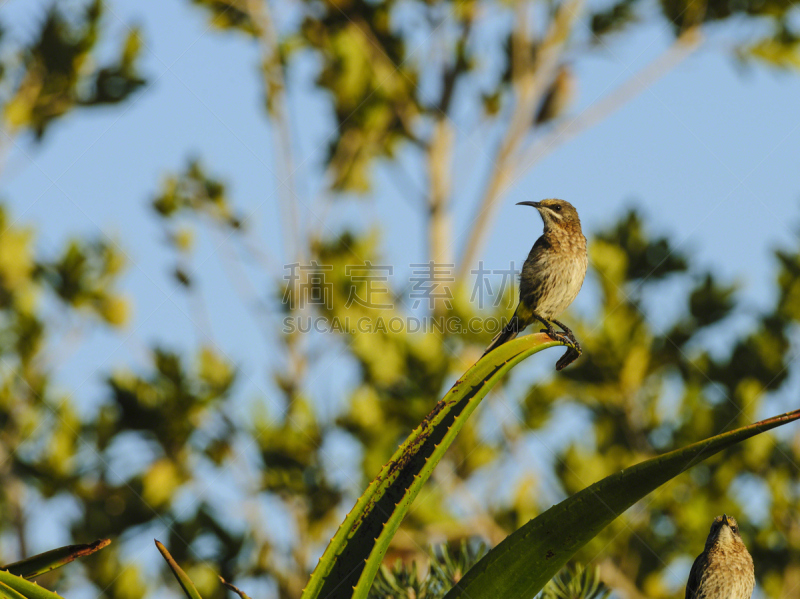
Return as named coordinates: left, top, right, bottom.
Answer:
left=482, top=311, right=523, bottom=357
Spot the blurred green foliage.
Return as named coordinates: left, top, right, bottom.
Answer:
left=0, top=1, right=799, bottom=599
left=2, top=0, right=145, bottom=139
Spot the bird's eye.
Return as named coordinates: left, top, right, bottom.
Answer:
left=731, top=526, right=738, bottom=533
left=553, top=205, right=562, bottom=212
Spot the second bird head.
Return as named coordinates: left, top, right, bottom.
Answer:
left=705, top=514, right=745, bottom=550
left=517, top=198, right=581, bottom=231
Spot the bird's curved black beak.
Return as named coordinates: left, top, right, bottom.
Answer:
left=722, top=514, right=730, bottom=527
left=516, top=201, right=541, bottom=208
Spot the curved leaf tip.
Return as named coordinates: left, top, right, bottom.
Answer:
left=2, top=538, right=111, bottom=580
left=155, top=539, right=203, bottom=599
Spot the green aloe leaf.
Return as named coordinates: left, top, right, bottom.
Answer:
left=301, top=333, right=567, bottom=599
left=155, top=540, right=203, bottom=599
left=444, top=408, right=800, bottom=598
left=0, top=571, right=63, bottom=599
left=2, top=539, right=110, bottom=579
left=0, top=581, right=29, bottom=599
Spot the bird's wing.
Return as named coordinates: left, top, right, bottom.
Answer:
left=685, top=554, right=704, bottom=599
left=519, top=235, right=550, bottom=302
left=531, top=234, right=551, bottom=253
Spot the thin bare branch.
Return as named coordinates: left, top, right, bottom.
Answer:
left=428, top=6, right=475, bottom=312
left=213, top=226, right=281, bottom=346
left=429, top=119, right=455, bottom=265
left=0, top=130, right=14, bottom=182
left=515, top=27, right=702, bottom=180
left=246, top=0, right=304, bottom=265
left=438, top=6, right=475, bottom=115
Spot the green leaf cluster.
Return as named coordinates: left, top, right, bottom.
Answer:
left=3, top=0, right=145, bottom=139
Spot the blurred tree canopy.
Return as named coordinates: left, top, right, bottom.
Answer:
left=0, top=0, right=799, bottom=599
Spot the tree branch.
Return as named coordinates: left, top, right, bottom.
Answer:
left=246, top=0, right=304, bottom=265
left=514, top=27, right=702, bottom=180
left=427, top=8, right=476, bottom=311
left=428, top=120, right=455, bottom=262
left=438, top=7, right=475, bottom=115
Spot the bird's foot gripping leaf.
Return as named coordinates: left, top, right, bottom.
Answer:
left=534, top=316, right=582, bottom=369
left=535, top=318, right=564, bottom=344
left=537, top=328, right=581, bottom=370
left=549, top=318, right=582, bottom=370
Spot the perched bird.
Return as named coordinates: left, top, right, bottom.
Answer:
left=483, top=199, right=587, bottom=368
left=685, top=514, right=755, bottom=599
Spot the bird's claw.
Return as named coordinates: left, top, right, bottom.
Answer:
left=539, top=322, right=566, bottom=343
left=562, top=332, right=581, bottom=353
left=551, top=320, right=582, bottom=370
left=536, top=316, right=583, bottom=370
left=538, top=324, right=572, bottom=346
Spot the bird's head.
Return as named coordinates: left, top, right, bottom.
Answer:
left=705, top=514, right=745, bottom=550
left=517, top=199, right=581, bottom=233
